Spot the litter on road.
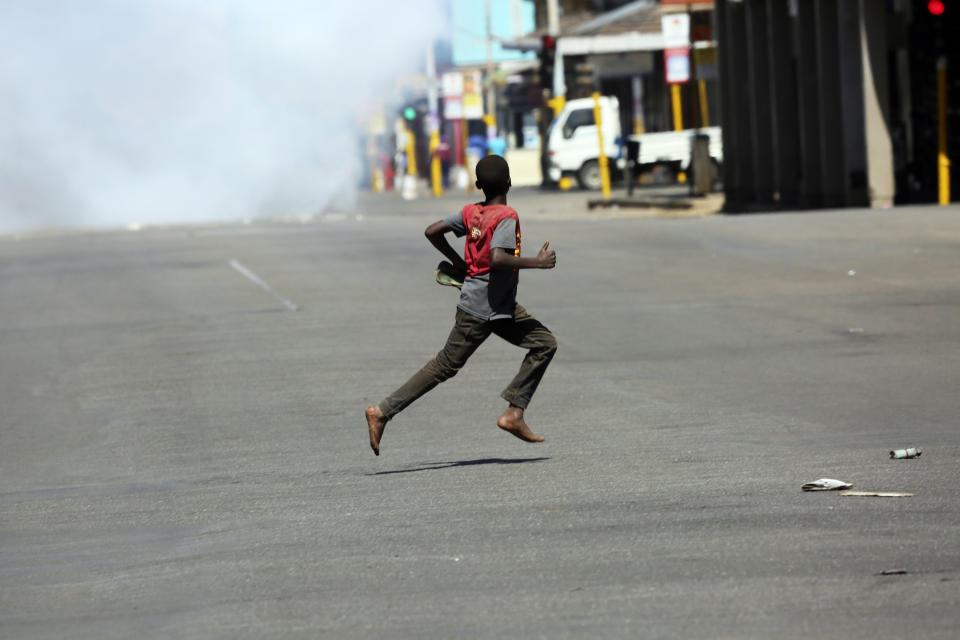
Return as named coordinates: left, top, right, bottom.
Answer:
left=802, top=478, right=853, bottom=491
left=839, top=490, right=914, bottom=498
left=890, top=447, right=922, bottom=459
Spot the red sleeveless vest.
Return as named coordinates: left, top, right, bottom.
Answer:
left=461, top=204, right=521, bottom=278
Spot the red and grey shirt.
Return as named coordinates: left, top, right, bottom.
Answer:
left=442, top=204, right=522, bottom=320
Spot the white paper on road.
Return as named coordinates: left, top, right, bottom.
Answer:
left=801, top=478, right=853, bottom=491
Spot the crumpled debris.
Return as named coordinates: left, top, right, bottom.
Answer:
left=802, top=478, right=853, bottom=492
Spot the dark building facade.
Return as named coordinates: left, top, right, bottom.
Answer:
left=717, top=0, right=958, bottom=212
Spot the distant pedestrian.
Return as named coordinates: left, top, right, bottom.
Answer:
left=365, top=155, right=558, bottom=455
left=435, top=135, right=452, bottom=187
left=487, top=135, right=507, bottom=157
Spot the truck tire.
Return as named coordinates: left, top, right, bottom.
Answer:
left=577, top=160, right=602, bottom=190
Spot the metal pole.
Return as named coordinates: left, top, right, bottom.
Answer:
left=463, top=116, right=472, bottom=193
left=938, top=56, right=950, bottom=205
left=510, top=0, right=523, bottom=38
left=426, top=42, right=443, bottom=198
left=592, top=92, right=612, bottom=200
left=632, top=75, right=645, bottom=135
left=547, top=0, right=565, bottom=113
left=547, top=0, right=559, bottom=35
left=426, top=42, right=442, bottom=197
left=671, top=84, right=683, bottom=131
left=484, top=0, right=496, bottom=131
left=698, top=79, right=709, bottom=128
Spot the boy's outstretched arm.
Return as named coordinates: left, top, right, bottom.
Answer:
left=425, top=221, right=467, bottom=273
left=491, top=241, right=556, bottom=270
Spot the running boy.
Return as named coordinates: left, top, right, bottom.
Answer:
left=365, top=155, right=557, bottom=455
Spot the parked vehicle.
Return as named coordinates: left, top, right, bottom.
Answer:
left=542, top=95, right=723, bottom=190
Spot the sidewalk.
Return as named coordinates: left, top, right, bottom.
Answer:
left=350, top=183, right=724, bottom=221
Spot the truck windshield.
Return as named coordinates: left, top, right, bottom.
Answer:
left=562, top=109, right=595, bottom=138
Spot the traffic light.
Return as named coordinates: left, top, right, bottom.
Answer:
left=403, top=107, right=417, bottom=121
left=539, top=35, right=556, bottom=95
left=920, top=0, right=949, bottom=52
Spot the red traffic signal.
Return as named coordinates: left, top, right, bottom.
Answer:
left=541, top=35, right=556, bottom=51
left=927, top=0, right=945, bottom=15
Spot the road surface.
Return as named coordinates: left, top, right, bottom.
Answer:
left=2, top=194, right=959, bottom=638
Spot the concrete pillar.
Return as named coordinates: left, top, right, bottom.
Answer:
left=745, top=0, right=776, bottom=205
left=837, top=0, right=869, bottom=206
left=717, top=0, right=754, bottom=211
left=715, top=0, right=735, bottom=205
left=814, top=0, right=847, bottom=208
left=794, top=0, right=823, bottom=207
left=860, top=0, right=895, bottom=206
left=766, top=0, right=800, bottom=207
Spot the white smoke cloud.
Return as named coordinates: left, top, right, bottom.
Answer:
left=0, top=0, right=446, bottom=233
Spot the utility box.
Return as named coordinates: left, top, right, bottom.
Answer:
left=690, top=133, right=714, bottom=196
left=625, top=139, right=640, bottom=196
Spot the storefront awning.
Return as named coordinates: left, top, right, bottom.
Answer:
left=556, top=32, right=666, bottom=56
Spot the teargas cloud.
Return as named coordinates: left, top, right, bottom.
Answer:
left=0, top=1, right=445, bottom=234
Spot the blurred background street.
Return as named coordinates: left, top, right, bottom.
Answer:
left=2, top=1, right=959, bottom=638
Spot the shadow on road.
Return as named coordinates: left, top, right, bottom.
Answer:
left=368, top=457, right=551, bottom=476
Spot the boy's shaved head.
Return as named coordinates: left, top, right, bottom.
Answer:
left=475, top=155, right=511, bottom=195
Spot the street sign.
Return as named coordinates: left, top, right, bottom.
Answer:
left=443, top=95, right=463, bottom=120
left=441, top=71, right=463, bottom=97
left=693, top=46, right=717, bottom=80
left=661, top=13, right=690, bottom=48
left=461, top=70, right=484, bottom=119
left=665, top=47, right=691, bottom=84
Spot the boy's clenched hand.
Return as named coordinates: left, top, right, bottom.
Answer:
left=537, top=241, right=557, bottom=269
left=490, top=242, right=556, bottom=271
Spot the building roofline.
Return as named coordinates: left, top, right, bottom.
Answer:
left=568, top=0, right=656, bottom=35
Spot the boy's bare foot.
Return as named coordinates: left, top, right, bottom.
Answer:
left=365, top=406, right=388, bottom=455
left=497, top=405, right=545, bottom=443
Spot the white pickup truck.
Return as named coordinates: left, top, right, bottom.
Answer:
left=543, top=95, right=723, bottom=190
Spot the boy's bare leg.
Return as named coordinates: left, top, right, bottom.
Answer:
left=497, top=404, right=545, bottom=443
left=365, top=406, right=388, bottom=455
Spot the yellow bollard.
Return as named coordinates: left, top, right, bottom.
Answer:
left=405, top=124, right=417, bottom=177
left=592, top=92, right=612, bottom=200
left=548, top=95, right=566, bottom=117
left=429, top=130, right=443, bottom=198
left=671, top=84, right=683, bottom=132
left=938, top=56, right=950, bottom=205
left=698, top=79, right=709, bottom=128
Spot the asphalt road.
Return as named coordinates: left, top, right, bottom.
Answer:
left=2, top=193, right=959, bottom=638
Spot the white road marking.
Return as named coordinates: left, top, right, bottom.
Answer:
left=229, top=259, right=300, bottom=311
